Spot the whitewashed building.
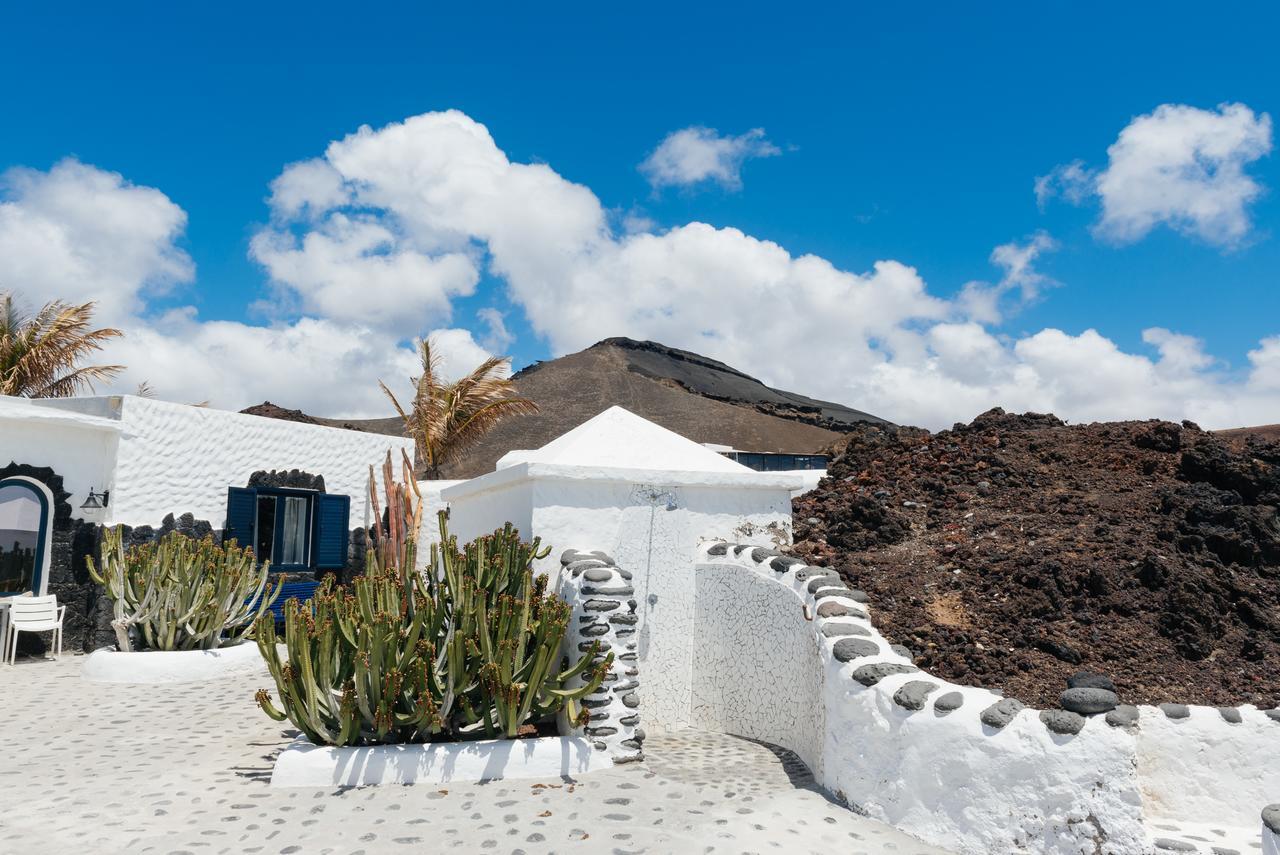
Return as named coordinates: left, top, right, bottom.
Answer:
left=0, top=393, right=413, bottom=647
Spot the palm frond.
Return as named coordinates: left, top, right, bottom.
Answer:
left=378, top=335, right=537, bottom=477
left=0, top=292, right=124, bottom=398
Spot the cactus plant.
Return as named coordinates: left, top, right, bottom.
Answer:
left=255, top=460, right=610, bottom=745
left=87, top=526, right=281, bottom=651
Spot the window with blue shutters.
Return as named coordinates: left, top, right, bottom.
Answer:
left=224, top=486, right=349, bottom=573
left=312, top=493, right=350, bottom=570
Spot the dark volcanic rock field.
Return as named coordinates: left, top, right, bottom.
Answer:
left=792, top=409, right=1280, bottom=708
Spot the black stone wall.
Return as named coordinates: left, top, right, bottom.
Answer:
left=5, top=461, right=368, bottom=654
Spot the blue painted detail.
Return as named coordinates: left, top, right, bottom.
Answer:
left=224, top=486, right=257, bottom=552
left=0, top=477, right=50, bottom=596
left=312, top=493, right=350, bottom=570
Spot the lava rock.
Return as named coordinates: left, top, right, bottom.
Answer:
left=889, top=643, right=914, bottom=662
left=706, top=542, right=730, bottom=556
left=1159, top=703, right=1190, bottom=719
left=817, top=602, right=858, bottom=618
left=980, top=698, right=1026, bottom=729
left=1105, top=705, right=1140, bottom=728
left=1039, top=709, right=1086, bottom=735
left=583, top=567, right=615, bottom=583
left=1059, top=687, right=1119, bottom=715
left=1266, top=709, right=1280, bottom=724
left=892, top=680, right=938, bottom=711
left=770, top=556, right=805, bottom=572
left=1067, top=671, right=1117, bottom=692
left=832, top=638, right=881, bottom=662
left=821, top=622, right=871, bottom=638
left=1263, top=804, right=1280, bottom=835
left=851, top=663, right=918, bottom=687
left=1219, top=707, right=1243, bottom=724
left=806, top=575, right=840, bottom=594
left=933, top=691, right=964, bottom=713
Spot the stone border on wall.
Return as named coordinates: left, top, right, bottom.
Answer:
left=556, top=549, right=644, bottom=764
left=698, top=541, right=1280, bottom=855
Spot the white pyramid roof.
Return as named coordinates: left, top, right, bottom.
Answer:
left=495, top=406, right=751, bottom=474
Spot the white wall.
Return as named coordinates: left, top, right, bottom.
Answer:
left=110, top=396, right=414, bottom=527
left=0, top=417, right=118, bottom=521
left=691, top=562, right=825, bottom=775
left=1137, top=705, right=1280, bottom=829
left=696, top=543, right=1280, bottom=854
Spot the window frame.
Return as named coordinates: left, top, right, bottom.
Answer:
left=0, top=476, right=53, bottom=597
left=253, top=486, right=316, bottom=572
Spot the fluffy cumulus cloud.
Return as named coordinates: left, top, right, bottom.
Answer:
left=0, top=159, right=194, bottom=320
left=0, top=158, right=490, bottom=415
left=1038, top=103, right=1273, bottom=249
left=640, top=126, right=780, bottom=191
left=957, top=231, right=1059, bottom=324
left=248, top=110, right=1278, bottom=429
left=3, top=111, right=1278, bottom=430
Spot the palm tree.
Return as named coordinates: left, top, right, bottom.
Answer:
left=381, top=336, right=538, bottom=479
left=0, top=292, right=123, bottom=398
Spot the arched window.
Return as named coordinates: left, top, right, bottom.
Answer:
left=0, top=477, right=53, bottom=596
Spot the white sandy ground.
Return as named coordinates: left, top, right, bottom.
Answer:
left=0, top=654, right=951, bottom=855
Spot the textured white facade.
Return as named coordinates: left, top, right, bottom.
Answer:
left=691, top=562, right=825, bottom=775
left=2, top=395, right=414, bottom=528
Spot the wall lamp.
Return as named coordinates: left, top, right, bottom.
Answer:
left=80, top=488, right=110, bottom=509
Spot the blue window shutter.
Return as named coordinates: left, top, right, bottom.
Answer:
left=225, top=487, right=257, bottom=553
left=312, top=493, right=350, bottom=570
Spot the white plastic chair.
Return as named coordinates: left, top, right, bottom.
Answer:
left=4, top=594, right=65, bottom=665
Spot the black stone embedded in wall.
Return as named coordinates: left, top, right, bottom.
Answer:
left=0, top=461, right=116, bottom=654
left=247, top=469, right=326, bottom=492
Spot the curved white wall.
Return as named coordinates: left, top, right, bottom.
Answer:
left=694, top=543, right=1280, bottom=854
left=691, top=562, right=825, bottom=775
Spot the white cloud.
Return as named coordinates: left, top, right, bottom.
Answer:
left=258, top=110, right=1279, bottom=429
left=958, top=231, right=1059, bottom=324
left=249, top=213, right=478, bottom=336
left=3, top=116, right=1277, bottom=432
left=476, top=307, right=514, bottom=353
left=0, top=158, right=492, bottom=416
left=640, top=126, right=780, bottom=191
left=1038, top=103, right=1273, bottom=249
left=0, top=158, right=194, bottom=320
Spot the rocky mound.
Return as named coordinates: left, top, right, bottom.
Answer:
left=242, top=338, right=885, bottom=478
left=793, top=409, right=1280, bottom=708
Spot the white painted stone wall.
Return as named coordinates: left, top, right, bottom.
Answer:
left=1137, top=705, right=1280, bottom=829
left=555, top=550, right=644, bottom=763
left=691, top=561, right=825, bottom=775
left=694, top=543, right=1280, bottom=854
left=5, top=395, right=414, bottom=527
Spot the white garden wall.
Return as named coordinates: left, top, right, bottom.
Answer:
left=691, top=562, right=825, bottom=775
left=694, top=542, right=1280, bottom=854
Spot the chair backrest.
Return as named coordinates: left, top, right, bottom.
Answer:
left=9, top=594, right=58, bottom=624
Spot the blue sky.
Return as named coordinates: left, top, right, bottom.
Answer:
left=2, top=2, right=1278, bottom=427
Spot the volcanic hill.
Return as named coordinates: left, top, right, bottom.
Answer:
left=793, top=409, right=1280, bottom=708
left=242, top=337, right=886, bottom=478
